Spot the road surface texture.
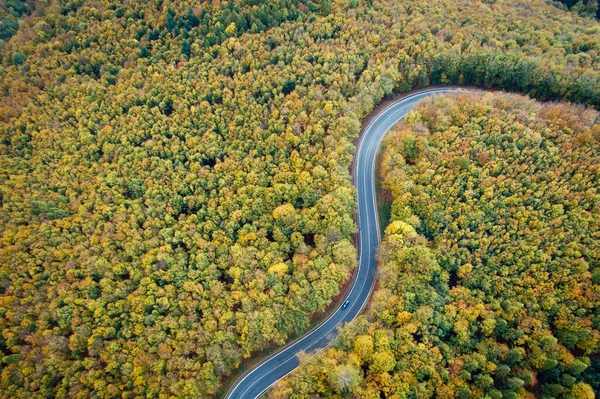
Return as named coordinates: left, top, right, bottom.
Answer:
left=225, top=87, right=468, bottom=399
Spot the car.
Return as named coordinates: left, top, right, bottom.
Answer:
left=341, top=300, right=350, bottom=310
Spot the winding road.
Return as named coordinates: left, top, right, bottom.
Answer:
left=225, top=87, right=467, bottom=399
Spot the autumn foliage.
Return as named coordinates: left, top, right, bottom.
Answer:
left=269, top=92, right=600, bottom=398
left=0, top=0, right=599, bottom=397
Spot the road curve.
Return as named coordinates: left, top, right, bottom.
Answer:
left=224, top=87, right=468, bottom=399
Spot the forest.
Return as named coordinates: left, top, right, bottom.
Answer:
left=269, top=92, right=600, bottom=398
left=554, top=0, right=599, bottom=19
left=0, top=0, right=599, bottom=397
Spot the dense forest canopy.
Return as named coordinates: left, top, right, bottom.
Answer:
left=553, top=0, right=599, bottom=18
left=0, top=0, right=599, bottom=397
left=0, top=0, right=40, bottom=45
left=269, top=92, right=600, bottom=399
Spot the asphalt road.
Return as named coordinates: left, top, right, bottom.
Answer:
left=224, top=87, right=466, bottom=399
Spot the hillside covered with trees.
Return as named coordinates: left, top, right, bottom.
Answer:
left=0, top=0, right=599, bottom=397
left=554, top=0, right=599, bottom=19
left=269, top=92, right=600, bottom=398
